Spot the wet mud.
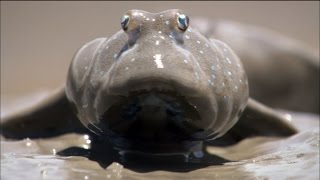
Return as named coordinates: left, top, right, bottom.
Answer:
left=1, top=95, right=319, bottom=180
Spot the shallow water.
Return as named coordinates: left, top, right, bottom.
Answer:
left=1, top=94, right=319, bottom=180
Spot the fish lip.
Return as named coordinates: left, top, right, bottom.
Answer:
left=99, top=90, right=201, bottom=145
left=107, top=80, right=205, bottom=98
left=95, top=84, right=218, bottom=141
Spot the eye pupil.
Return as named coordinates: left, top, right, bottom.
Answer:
left=177, top=14, right=189, bottom=31
left=121, top=15, right=130, bottom=31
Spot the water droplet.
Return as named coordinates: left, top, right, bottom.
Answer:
left=25, top=138, right=32, bottom=147
left=52, top=149, right=56, bottom=155
left=84, top=135, right=89, bottom=140
left=226, top=57, right=232, bottom=64
left=86, top=139, right=91, bottom=144
left=284, top=113, right=292, bottom=122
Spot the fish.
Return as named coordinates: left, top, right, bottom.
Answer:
left=1, top=9, right=302, bottom=156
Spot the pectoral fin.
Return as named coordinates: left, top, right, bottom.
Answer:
left=0, top=87, right=86, bottom=139
left=227, top=98, right=298, bottom=141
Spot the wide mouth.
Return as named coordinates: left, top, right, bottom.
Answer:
left=98, top=88, right=207, bottom=146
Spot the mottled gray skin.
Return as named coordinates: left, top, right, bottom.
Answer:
left=66, top=9, right=248, bottom=139
left=1, top=9, right=298, bottom=155
left=194, top=19, right=319, bottom=113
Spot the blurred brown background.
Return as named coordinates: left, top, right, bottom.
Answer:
left=1, top=1, right=319, bottom=99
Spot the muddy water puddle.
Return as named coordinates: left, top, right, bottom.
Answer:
left=1, top=96, right=319, bottom=180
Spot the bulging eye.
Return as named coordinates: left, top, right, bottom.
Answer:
left=121, top=14, right=130, bottom=31
left=177, top=14, right=189, bottom=31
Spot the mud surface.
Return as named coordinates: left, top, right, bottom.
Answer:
left=1, top=94, right=319, bottom=180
